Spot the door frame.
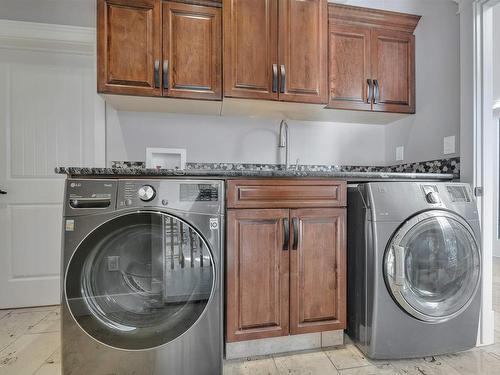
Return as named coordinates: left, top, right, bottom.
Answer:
left=472, top=0, right=500, bottom=346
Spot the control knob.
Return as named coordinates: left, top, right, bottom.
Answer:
left=138, top=185, right=156, bottom=202
left=426, top=192, right=441, bottom=204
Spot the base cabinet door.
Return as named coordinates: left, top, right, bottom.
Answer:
left=371, top=29, right=415, bottom=114
left=226, top=209, right=290, bottom=342
left=289, top=208, right=346, bottom=335
left=97, top=0, right=162, bottom=96
left=163, top=2, right=222, bottom=100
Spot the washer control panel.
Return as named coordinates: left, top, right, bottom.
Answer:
left=180, top=183, right=218, bottom=202
left=117, top=180, right=223, bottom=214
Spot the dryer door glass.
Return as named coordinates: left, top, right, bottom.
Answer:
left=385, top=211, right=480, bottom=322
left=65, top=211, right=215, bottom=350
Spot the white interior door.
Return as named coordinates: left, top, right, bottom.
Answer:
left=0, top=22, right=103, bottom=309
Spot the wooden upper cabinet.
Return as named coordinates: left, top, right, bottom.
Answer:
left=97, top=0, right=162, bottom=96
left=289, top=208, right=346, bottom=335
left=278, top=0, right=328, bottom=104
left=163, top=2, right=222, bottom=100
left=328, top=24, right=371, bottom=111
left=226, top=209, right=290, bottom=342
left=223, top=0, right=279, bottom=100
left=327, top=4, right=420, bottom=114
left=371, top=29, right=415, bottom=113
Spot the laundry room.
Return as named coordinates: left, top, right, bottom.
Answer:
left=0, top=0, right=499, bottom=374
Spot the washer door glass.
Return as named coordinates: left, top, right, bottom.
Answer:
left=384, top=211, right=480, bottom=322
left=65, top=211, right=215, bottom=350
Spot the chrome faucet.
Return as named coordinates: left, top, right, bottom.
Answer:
left=278, top=120, right=289, bottom=169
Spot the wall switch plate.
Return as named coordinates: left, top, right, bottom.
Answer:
left=443, top=136, right=456, bottom=155
left=396, top=146, right=404, bottom=161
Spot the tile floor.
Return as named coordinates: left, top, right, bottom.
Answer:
left=2, top=259, right=500, bottom=375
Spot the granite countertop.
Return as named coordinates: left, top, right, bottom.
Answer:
left=55, top=167, right=455, bottom=181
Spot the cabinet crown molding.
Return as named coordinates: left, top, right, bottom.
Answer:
left=328, top=4, right=421, bottom=34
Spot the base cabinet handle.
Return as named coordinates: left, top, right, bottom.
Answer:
left=283, top=218, right=290, bottom=251
left=292, top=217, right=299, bottom=250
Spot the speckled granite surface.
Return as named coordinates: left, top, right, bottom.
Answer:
left=55, top=166, right=454, bottom=181
left=56, top=157, right=459, bottom=181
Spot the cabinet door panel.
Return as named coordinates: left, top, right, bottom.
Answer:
left=163, top=2, right=222, bottom=100
left=371, top=29, right=415, bottom=113
left=278, top=0, right=328, bottom=103
left=97, top=0, right=161, bottom=96
left=227, top=209, right=289, bottom=342
left=290, top=208, right=346, bottom=335
left=223, top=0, right=278, bottom=100
left=327, top=24, right=372, bottom=111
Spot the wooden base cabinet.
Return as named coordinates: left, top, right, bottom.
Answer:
left=226, top=209, right=290, bottom=342
left=226, top=180, right=347, bottom=343
left=290, top=208, right=346, bottom=335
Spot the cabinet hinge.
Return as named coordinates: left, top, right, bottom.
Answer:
left=474, top=187, right=483, bottom=197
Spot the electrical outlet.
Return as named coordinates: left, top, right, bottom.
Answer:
left=396, top=146, right=404, bottom=161
left=444, top=136, right=456, bottom=155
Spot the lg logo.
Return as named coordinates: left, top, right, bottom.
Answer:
left=70, top=183, right=82, bottom=188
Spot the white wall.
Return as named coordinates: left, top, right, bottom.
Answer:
left=0, top=0, right=95, bottom=27
left=106, top=109, right=386, bottom=166
left=0, top=0, right=461, bottom=167
left=494, top=5, right=500, bottom=106
left=333, top=0, right=461, bottom=165
left=107, top=0, right=461, bottom=167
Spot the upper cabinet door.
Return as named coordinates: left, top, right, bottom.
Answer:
left=289, top=208, right=346, bottom=335
left=97, top=0, right=162, bottom=96
left=327, top=24, right=372, bottom=111
left=163, top=2, right=222, bottom=100
left=278, top=0, right=328, bottom=104
left=371, top=29, right=415, bottom=114
left=223, top=0, right=279, bottom=100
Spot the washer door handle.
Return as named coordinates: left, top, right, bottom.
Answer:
left=394, top=244, right=405, bottom=286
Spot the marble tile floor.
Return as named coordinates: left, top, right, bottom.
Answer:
left=2, top=258, right=500, bottom=375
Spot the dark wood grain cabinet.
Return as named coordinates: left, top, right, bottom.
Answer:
left=98, top=0, right=222, bottom=100
left=97, top=0, right=162, bottom=96
left=226, top=209, right=290, bottom=342
left=163, top=2, right=222, bottom=100
left=327, top=4, right=420, bottom=114
left=226, top=180, right=347, bottom=342
left=223, top=0, right=328, bottom=104
left=290, top=208, right=346, bottom=335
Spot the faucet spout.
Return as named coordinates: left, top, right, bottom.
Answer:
left=278, top=120, right=289, bottom=169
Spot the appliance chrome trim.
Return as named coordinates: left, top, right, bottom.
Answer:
left=64, top=208, right=219, bottom=352
left=384, top=210, right=481, bottom=324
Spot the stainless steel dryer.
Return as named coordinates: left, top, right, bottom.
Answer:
left=347, top=182, right=481, bottom=359
left=61, top=179, right=224, bottom=375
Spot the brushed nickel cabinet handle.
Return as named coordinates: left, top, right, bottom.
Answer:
left=280, top=64, right=286, bottom=94
left=367, top=79, right=373, bottom=103
left=283, top=218, right=290, bottom=251
left=154, top=59, right=160, bottom=88
left=163, top=60, right=169, bottom=90
left=272, top=64, right=278, bottom=93
left=374, top=79, right=380, bottom=104
left=292, top=217, right=299, bottom=250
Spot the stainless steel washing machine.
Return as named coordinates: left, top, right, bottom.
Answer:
left=347, top=182, right=481, bottom=359
left=61, top=178, right=224, bottom=375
